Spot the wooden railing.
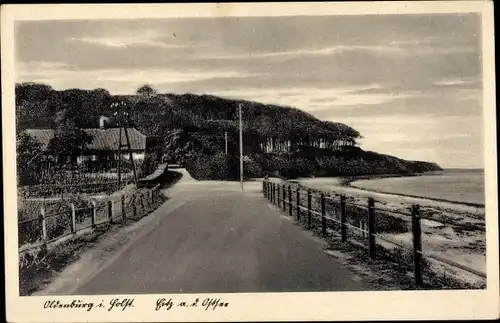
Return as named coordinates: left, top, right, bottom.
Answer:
left=262, top=180, right=486, bottom=288
left=18, top=184, right=164, bottom=256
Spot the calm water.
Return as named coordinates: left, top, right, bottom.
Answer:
left=351, top=169, right=485, bottom=205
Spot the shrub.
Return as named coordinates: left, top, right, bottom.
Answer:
left=243, top=156, right=262, bottom=179
left=186, top=153, right=237, bottom=180
left=287, top=157, right=315, bottom=179
left=18, top=216, right=42, bottom=246
left=140, top=152, right=159, bottom=177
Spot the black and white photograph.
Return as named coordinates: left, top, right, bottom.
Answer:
left=2, top=2, right=498, bottom=322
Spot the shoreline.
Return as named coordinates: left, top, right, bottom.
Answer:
left=337, top=172, right=423, bottom=186
left=347, top=184, right=485, bottom=208
left=345, top=173, right=485, bottom=208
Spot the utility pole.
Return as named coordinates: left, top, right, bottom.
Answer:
left=123, top=125, right=138, bottom=186
left=239, top=103, right=244, bottom=192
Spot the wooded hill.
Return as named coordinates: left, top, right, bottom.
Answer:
left=15, top=82, right=442, bottom=180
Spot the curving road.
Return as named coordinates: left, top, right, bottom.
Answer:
left=43, top=169, right=367, bottom=295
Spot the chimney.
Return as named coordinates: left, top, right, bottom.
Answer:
left=99, top=116, right=110, bottom=128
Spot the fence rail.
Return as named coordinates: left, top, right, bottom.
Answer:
left=262, top=180, right=486, bottom=288
left=18, top=184, right=163, bottom=254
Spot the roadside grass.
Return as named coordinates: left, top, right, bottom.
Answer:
left=323, top=236, right=485, bottom=290
left=20, top=224, right=110, bottom=296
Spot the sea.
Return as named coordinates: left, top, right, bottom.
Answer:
left=351, top=169, right=485, bottom=206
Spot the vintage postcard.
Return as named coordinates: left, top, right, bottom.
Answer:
left=2, top=1, right=498, bottom=322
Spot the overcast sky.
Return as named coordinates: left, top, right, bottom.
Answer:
left=15, top=14, right=483, bottom=168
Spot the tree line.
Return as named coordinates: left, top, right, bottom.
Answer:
left=15, top=82, right=442, bottom=181
left=16, top=82, right=362, bottom=160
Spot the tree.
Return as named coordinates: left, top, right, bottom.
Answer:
left=16, top=132, right=44, bottom=185
left=136, top=84, right=157, bottom=97
left=46, top=109, right=93, bottom=165
left=162, top=129, right=196, bottom=164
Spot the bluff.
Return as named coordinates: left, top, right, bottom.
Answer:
left=15, top=83, right=442, bottom=180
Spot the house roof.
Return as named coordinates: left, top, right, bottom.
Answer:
left=24, top=128, right=147, bottom=151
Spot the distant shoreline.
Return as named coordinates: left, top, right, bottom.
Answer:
left=345, top=172, right=485, bottom=208
left=338, top=172, right=423, bottom=186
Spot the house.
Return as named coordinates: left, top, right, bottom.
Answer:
left=24, top=127, right=147, bottom=167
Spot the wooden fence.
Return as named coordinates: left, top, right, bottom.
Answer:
left=262, top=180, right=486, bottom=288
left=18, top=184, right=163, bottom=255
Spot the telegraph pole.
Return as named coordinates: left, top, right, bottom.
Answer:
left=113, top=102, right=138, bottom=187
left=123, top=125, right=138, bottom=186
left=239, top=103, right=244, bottom=192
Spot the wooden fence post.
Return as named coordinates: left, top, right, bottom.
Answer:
left=340, top=194, right=347, bottom=242
left=267, top=182, right=270, bottom=200
left=70, top=203, right=76, bottom=234
left=412, top=204, right=423, bottom=287
left=273, top=183, right=276, bottom=204
left=296, top=187, right=300, bottom=220
left=321, top=193, right=326, bottom=237
left=91, top=200, right=97, bottom=227
left=122, top=195, right=126, bottom=221
left=367, top=197, right=376, bottom=260
left=140, top=194, right=145, bottom=215
left=307, top=189, right=312, bottom=229
left=108, top=200, right=113, bottom=224
left=262, top=181, right=265, bottom=196
left=40, top=206, right=47, bottom=242
left=282, top=184, right=286, bottom=211
left=288, top=185, right=292, bottom=217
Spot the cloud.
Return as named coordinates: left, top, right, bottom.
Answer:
left=69, top=28, right=201, bottom=50
left=74, top=36, right=173, bottom=49
left=202, top=44, right=406, bottom=61
left=434, top=77, right=481, bottom=88
left=338, top=115, right=483, bottom=167
left=16, top=61, right=249, bottom=94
